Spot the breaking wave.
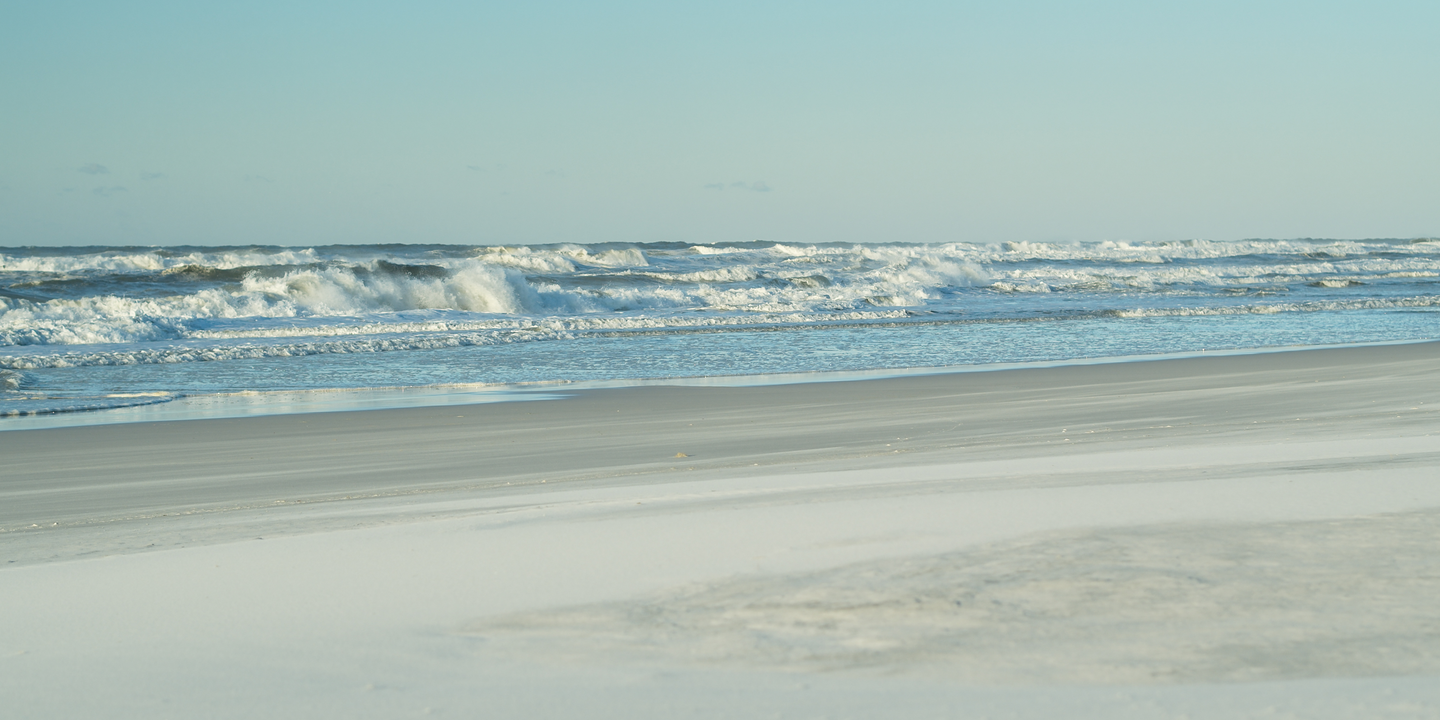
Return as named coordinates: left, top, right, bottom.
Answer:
left=1, top=237, right=1435, bottom=366
left=0, top=246, right=998, bottom=347
left=2, top=238, right=1437, bottom=419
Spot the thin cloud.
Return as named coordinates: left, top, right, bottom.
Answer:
left=92, top=186, right=128, bottom=197
left=140, top=172, right=165, bottom=181
left=703, top=183, right=725, bottom=190
left=79, top=163, right=109, bottom=175
left=244, top=174, right=273, bottom=183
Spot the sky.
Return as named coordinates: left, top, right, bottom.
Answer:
left=2, top=1, right=1437, bottom=247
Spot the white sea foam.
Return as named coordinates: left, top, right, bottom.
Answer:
left=0, top=307, right=931, bottom=369
left=0, top=249, right=998, bottom=346
left=470, top=245, right=648, bottom=273
left=0, top=392, right=175, bottom=417
left=236, top=263, right=569, bottom=315
left=990, top=282, right=1052, bottom=293
left=568, top=246, right=649, bottom=267
left=0, top=330, right=569, bottom=369
left=0, top=266, right=931, bottom=346
left=642, top=267, right=761, bottom=284
left=0, top=261, right=570, bottom=345
left=0, top=248, right=325, bottom=274
left=4, top=239, right=1436, bottom=277
left=690, top=245, right=748, bottom=255
left=3, top=239, right=1438, bottom=418
left=1110, top=295, right=1440, bottom=318
left=2, top=240, right=1436, bottom=359
left=181, top=310, right=910, bottom=340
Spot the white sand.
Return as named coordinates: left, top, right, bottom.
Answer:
left=3, top=343, right=1440, bottom=718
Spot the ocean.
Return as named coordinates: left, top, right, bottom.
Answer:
left=2, top=239, right=1437, bottom=423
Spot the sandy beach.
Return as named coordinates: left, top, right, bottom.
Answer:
left=4, top=342, right=1440, bottom=718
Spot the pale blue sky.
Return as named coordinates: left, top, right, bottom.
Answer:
left=2, top=1, right=1436, bottom=246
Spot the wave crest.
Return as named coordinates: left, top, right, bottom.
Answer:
left=3, top=240, right=1436, bottom=350
left=240, top=262, right=558, bottom=314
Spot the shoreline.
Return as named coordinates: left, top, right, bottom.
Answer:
left=4, top=339, right=1440, bottom=717
left=4, top=337, right=1435, bottom=431
left=6, top=339, right=1438, bottom=550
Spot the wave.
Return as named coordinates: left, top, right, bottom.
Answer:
left=988, top=258, right=1440, bottom=292
left=0, top=392, right=176, bottom=417
left=1109, top=295, right=1440, bottom=318
left=4, top=238, right=1436, bottom=274
left=471, top=245, right=649, bottom=273
left=5, top=291, right=1434, bottom=371
left=2, top=240, right=1436, bottom=350
left=0, top=309, right=922, bottom=370
left=0, top=261, right=576, bottom=346
left=0, top=247, right=327, bottom=274
left=181, top=309, right=912, bottom=340
left=0, top=252, right=987, bottom=346
left=0, top=330, right=566, bottom=370
left=5, top=240, right=1434, bottom=418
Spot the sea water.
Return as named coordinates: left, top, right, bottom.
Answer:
left=2, top=239, right=1437, bottom=422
